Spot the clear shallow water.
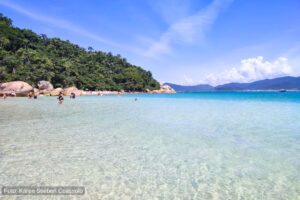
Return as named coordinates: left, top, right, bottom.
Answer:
left=0, top=92, right=300, bottom=200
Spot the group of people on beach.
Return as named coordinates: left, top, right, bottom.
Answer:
left=2, top=91, right=139, bottom=103
left=27, top=91, right=75, bottom=104
left=57, top=92, right=75, bottom=104
left=2, top=91, right=76, bottom=105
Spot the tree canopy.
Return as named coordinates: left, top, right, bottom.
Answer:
left=0, top=13, right=160, bottom=91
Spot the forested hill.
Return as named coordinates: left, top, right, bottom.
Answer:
left=0, top=13, right=160, bottom=91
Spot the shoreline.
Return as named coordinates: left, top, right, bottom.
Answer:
left=0, top=81, right=176, bottom=97
left=2, top=90, right=300, bottom=98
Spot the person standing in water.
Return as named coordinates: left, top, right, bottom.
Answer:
left=28, top=92, right=33, bottom=99
left=3, top=93, right=7, bottom=99
left=58, top=92, right=64, bottom=104
left=70, top=92, right=76, bottom=99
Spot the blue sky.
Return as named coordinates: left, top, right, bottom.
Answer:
left=1, top=0, right=300, bottom=85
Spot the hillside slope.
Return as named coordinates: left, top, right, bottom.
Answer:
left=0, top=13, right=160, bottom=91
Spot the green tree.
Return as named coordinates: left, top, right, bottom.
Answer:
left=0, top=13, right=160, bottom=91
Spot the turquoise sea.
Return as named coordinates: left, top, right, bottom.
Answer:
left=0, top=92, right=300, bottom=199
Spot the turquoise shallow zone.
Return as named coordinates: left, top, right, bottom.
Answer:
left=0, top=92, right=300, bottom=200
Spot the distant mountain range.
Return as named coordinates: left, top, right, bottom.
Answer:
left=165, top=76, right=300, bottom=92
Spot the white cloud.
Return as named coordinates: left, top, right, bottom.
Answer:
left=203, top=56, right=293, bottom=85
left=142, top=0, right=233, bottom=57
left=183, top=74, right=195, bottom=85
left=0, top=0, right=119, bottom=47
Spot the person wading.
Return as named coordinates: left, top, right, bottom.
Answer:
left=58, top=92, right=64, bottom=104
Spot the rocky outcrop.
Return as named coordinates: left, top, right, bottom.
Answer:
left=37, top=80, right=53, bottom=94
left=0, top=81, right=33, bottom=96
left=150, top=84, right=176, bottom=94
left=161, top=84, right=176, bottom=93
left=63, top=87, right=83, bottom=96
left=50, top=88, right=63, bottom=96
left=50, top=87, right=82, bottom=96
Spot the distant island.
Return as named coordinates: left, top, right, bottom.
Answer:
left=166, top=76, right=300, bottom=92
left=0, top=13, right=160, bottom=92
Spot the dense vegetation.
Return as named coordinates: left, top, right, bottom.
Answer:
left=0, top=13, right=160, bottom=91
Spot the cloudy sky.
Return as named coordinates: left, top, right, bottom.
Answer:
left=1, top=0, right=300, bottom=85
